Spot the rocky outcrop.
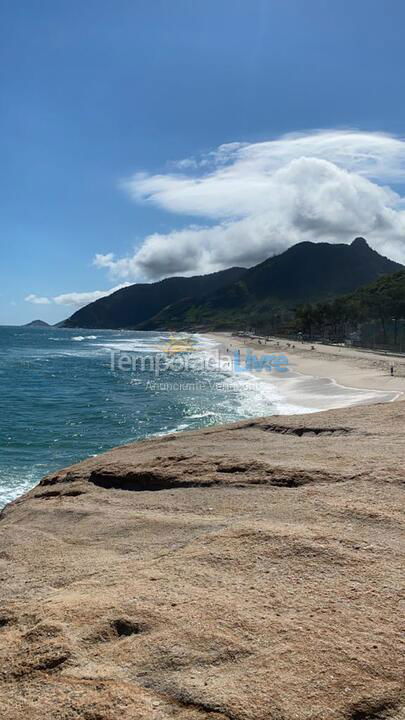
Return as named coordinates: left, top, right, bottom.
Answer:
left=0, top=402, right=404, bottom=719
left=23, top=320, right=50, bottom=328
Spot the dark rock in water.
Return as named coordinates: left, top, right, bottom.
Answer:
left=23, top=320, right=51, bottom=328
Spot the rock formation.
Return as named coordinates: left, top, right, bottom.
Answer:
left=0, top=401, right=404, bottom=719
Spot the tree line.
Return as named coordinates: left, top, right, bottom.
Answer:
left=294, top=271, right=405, bottom=347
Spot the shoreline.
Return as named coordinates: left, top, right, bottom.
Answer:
left=205, top=331, right=404, bottom=413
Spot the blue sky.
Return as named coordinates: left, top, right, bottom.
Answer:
left=1, top=0, right=405, bottom=324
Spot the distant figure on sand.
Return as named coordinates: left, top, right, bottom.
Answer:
left=390, top=365, right=395, bottom=376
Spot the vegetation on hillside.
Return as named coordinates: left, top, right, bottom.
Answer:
left=139, top=238, right=403, bottom=332
left=63, top=267, right=246, bottom=329
left=294, top=270, right=405, bottom=348
left=63, top=238, right=403, bottom=340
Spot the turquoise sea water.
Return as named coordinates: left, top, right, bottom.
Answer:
left=0, top=327, right=291, bottom=507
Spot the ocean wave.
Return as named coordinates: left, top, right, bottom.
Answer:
left=72, top=335, right=98, bottom=341
left=0, top=469, right=40, bottom=507
left=186, top=411, right=216, bottom=419
left=95, top=332, right=211, bottom=354
left=219, top=368, right=313, bottom=417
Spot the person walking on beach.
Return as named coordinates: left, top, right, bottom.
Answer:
left=390, top=364, right=395, bottom=376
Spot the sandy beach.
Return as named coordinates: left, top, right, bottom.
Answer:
left=206, top=332, right=405, bottom=412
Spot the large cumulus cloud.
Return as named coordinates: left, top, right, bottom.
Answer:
left=95, top=130, right=405, bottom=280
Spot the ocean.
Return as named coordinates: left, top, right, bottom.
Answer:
left=0, top=326, right=301, bottom=507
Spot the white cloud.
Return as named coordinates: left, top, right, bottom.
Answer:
left=99, top=130, right=405, bottom=280
left=25, top=294, right=51, bottom=305
left=52, top=283, right=130, bottom=307
left=25, top=284, right=130, bottom=308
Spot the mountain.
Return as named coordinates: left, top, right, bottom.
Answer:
left=62, top=238, right=403, bottom=331
left=62, top=267, right=246, bottom=329
left=140, top=238, right=403, bottom=331
left=23, top=320, right=51, bottom=328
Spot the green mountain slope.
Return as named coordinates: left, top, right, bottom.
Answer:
left=139, top=238, right=403, bottom=331
left=62, top=267, right=246, bottom=329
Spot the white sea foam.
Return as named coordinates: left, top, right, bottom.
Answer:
left=72, top=335, right=97, bottom=341
left=186, top=411, right=216, bottom=419
left=218, top=368, right=311, bottom=417
left=94, top=335, right=210, bottom=355
left=0, top=469, right=40, bottom=507
left=93, top=334, right=170, bottom=353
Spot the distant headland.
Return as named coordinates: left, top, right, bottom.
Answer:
left=23, top=319, right=51, bottom=328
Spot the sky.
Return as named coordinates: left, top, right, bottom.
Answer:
left=1, top=0, right=405, bottom=325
